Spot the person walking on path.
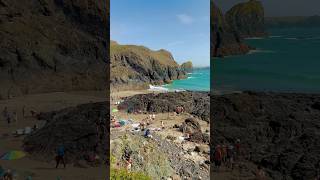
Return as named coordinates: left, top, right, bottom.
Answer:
left=55, top=145, right=66, bottom=168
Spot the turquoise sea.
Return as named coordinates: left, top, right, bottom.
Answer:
left=163, top=67, right=210, bottom=91
left=212, top=27, right=320, bottom=93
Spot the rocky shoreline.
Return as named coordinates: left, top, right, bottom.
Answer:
left=211, top=91, right=320, bottom=180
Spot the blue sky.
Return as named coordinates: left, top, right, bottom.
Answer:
left=111, top=0, right=210, bottom=67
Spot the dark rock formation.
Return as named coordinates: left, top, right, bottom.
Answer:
left=180, top=61, right=193, bottom=73
left=110, top=41, right=187, bottom=90
left=0, top=0, right=108, bottom=99
left=226, top=0, right=267, bottom=38
left=23, top=102, right=108, bottom=164
left=211, top=91, right=320, bottom=180
left=180, top=118, right=202, bottom=134
left=118, top=91, right=210, bottom=122
left=211, top=1, right=251, bottom=57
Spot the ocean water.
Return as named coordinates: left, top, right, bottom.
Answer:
left=212, top=27, right=320, bottom=93
left=162, top=68, right=210, bottom=91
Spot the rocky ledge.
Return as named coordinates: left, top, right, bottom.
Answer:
left=23, top=102, right=108, bottom=164
left=118, top=91, right=210, bottom=122
left=211, top=91, right=320, bottom=180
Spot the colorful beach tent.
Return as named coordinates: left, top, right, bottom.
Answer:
left=112, top=108, right=119, bottom=113
left=1, top=150, right=26, bottom=160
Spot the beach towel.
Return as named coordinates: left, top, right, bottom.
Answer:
left=1, top=150, right=26, bottom=160
left=119, top=120, right=126, bottom=126
left=112, top=109, right=119, bottom=113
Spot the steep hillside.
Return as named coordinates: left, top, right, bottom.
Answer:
left=110, top=41, right=187, bottom=90
left=226, top=0, right=266, bottom=38
left=0, top=0, right=108, bottom=99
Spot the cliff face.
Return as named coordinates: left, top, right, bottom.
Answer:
left=226, top=0, right=266, bottom=38
left=0, top=0, right=108, bottom=99
left=110, top=41, right=187, bottom=90
left=211, top=1, right=251, bottom=57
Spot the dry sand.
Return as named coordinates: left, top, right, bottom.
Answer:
left=0, top=91, right=107, bottom=180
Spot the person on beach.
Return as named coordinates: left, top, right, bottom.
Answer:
left=255, top=165, right=266, bottom=180
left=144, top=129, right=152, bottom=138
left=2, top=107, right=10, bottom=124
left=226, top=145, right=235, bottom=170
left=125, top=157, right=132, bottom=172
left=2, top=169, right=13, bottom=180
left=222, top=143, right=227, bottom=164
left=55, top=145, right=66, bottom=168
left=22, top=105, right=26, bottom=119
left=12, top=111, right=17, bottom=123
left=161, top=121, right=165, bottom=129
left=214, top=145, right=222, bottom=172
left=235, top=139, right=241, bottom=161
left=152, top=113, right=156, bottom=121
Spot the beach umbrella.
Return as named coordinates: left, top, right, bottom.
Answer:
left=112, top=108, right=119, bottom=113
left=0, top=150, right=26, bottom=160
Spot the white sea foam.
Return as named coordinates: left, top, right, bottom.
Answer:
left=269, top=35, right=282, bottom=38
left=148, top=85, right=169, bottom=92
left=245, top=37, right=265, bottom=40
left=285, top=37, right=299, bottom=40
left=248, top=49, right=276, bottom=54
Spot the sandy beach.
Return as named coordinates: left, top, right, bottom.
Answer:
left=0, top=91, right=107, bottom=180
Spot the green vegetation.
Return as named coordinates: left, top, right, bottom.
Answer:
left=110, top=134, right=173, bottom=180
left=110, top=41, right=178, bottom=67
left=110, top=168, right=152, bottom=180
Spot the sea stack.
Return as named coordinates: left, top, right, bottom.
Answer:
left=181, top=61, right=193, bottom=73
left=225, top=0, right=267, bottom=38
left=211, top=1, right=251, bottom=57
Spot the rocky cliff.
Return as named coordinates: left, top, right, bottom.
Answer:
left=0, top=0, right=108, bottom=99
left=110, top=41, right=187, bottom=90
left=211, top=1, right=251, bottom=57
left=180, top=61, right=193, bottom=73
left=226, top=0, right=266, bottom=38
left=212, top=92, right=320, bottom=180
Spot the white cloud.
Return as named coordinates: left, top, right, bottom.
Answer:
left=177, top=14, right=194, bottom=25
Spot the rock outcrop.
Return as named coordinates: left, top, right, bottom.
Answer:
left=180, top=61, right=193, bottom=73
left=211, top=92, right=320, bottom=180
left=110, top=41, right=187, bottom=90
left=24, top=102, right=108, bottom=163
left=211, top=1, right=251, bottom=57
left=0, top=0, right=108, bottom=99
left=226, top=0, right=267, bottom=38
left=118, top=91, right=210, bottom=122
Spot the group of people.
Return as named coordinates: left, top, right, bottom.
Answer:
left=2, top=107, right=18, bottom=125
left=213, top=139, right=267, bottom=179
left=213, top=139, right=241, bottom=172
